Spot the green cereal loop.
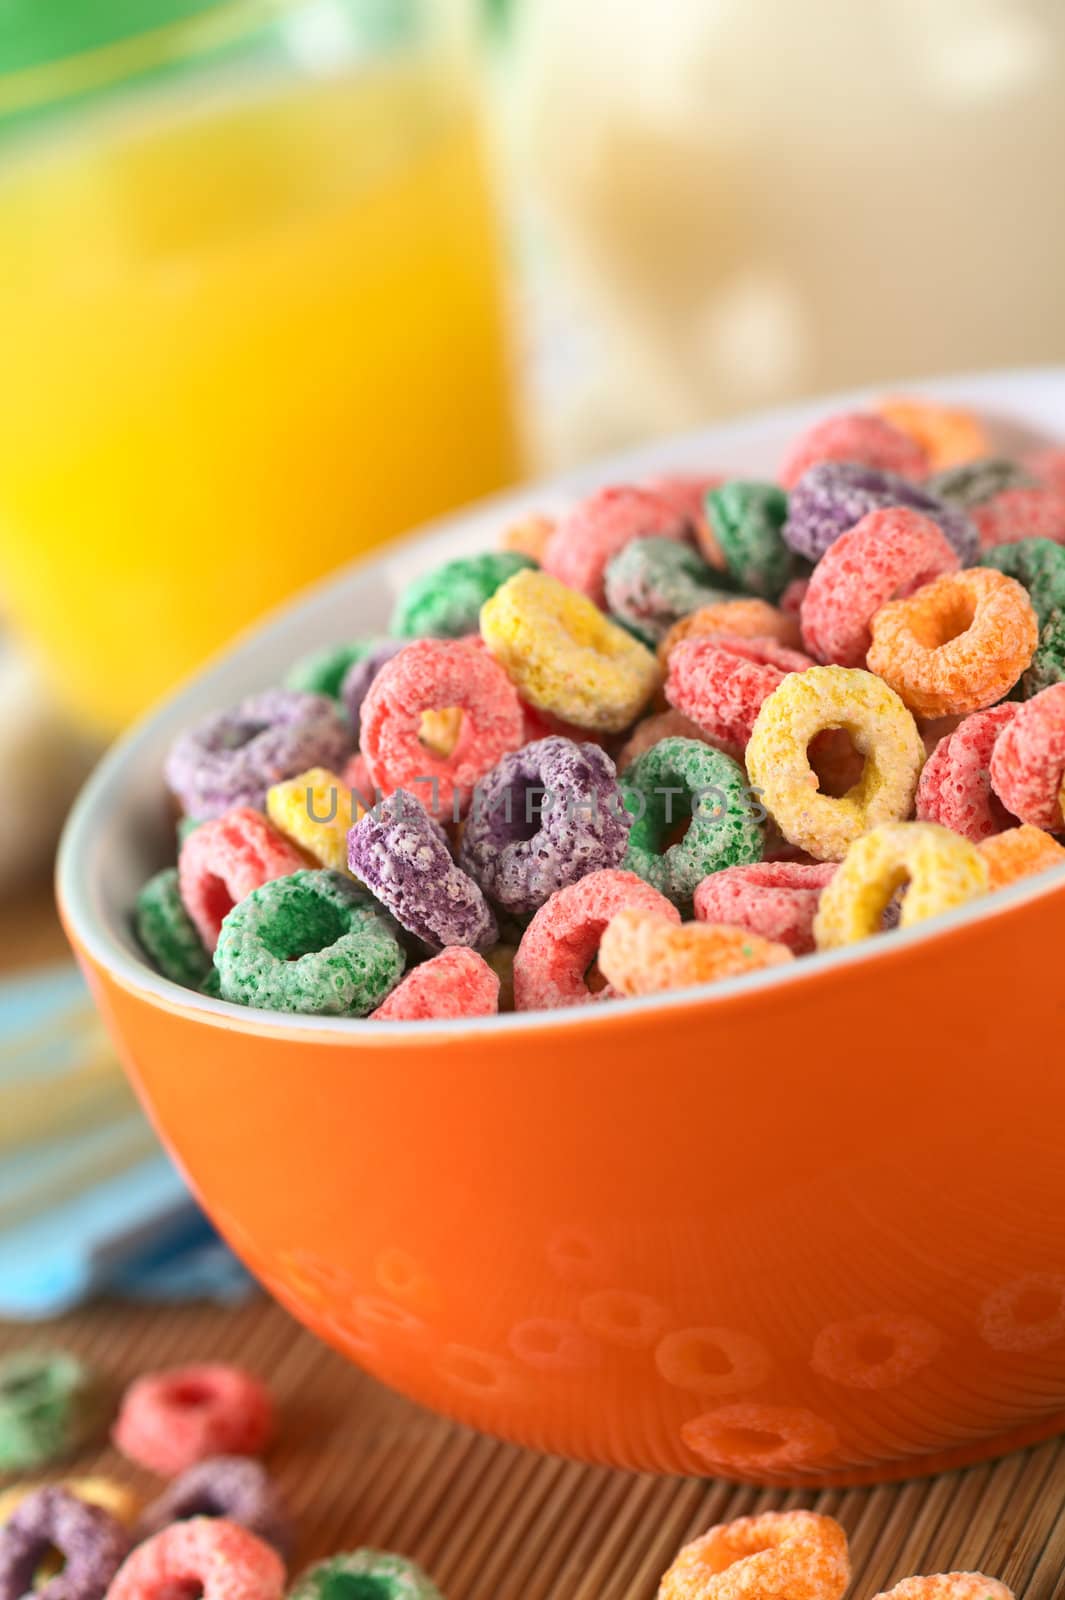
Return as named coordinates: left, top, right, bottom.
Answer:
left=0, top=1350, right=100, bottom=1471
left=290, top=1551, right=444, bottom=1600
left=391, top=550, right=535, bottom=639
left=200, top=966, right=223, bottom=998
left=980, top=538, right=1065, bottom=629
left=927, top=457, right=1036, bottom=508
left=603, top=537, right=729, bottom=644
left=285, top=641, right=379, bottom=700
left=1021, top=609, right=1065, bottom=699
left=706, top=480, right=795, bottom=601
left=621, top=736, right=763, bottom=909
left=214, top=869, right=405, bottom=1017
left=135, top=868, right=211, bottom=989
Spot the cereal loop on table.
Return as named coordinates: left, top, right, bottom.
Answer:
left=178, top=809, right=305, bottom=952
left=291, top=1550, right=443, bottom=1600
left=915, top=705, right=1020, bottom=842
left=800, top=509, right=960, bottom=668
left=665, top=634, right=813, bottom=752
left=543, top=485, right=688, bottom=607
left=0, top=1486, right=130, bottom=1600
left=513, top=868, right=678, bottom=1010
left=706, top=480, right=795, bottom=600
left=371, top=947, right=499, bottom=1021
left=360, top=638, right=524, bottom=819
left=694, top=861, right=835, bottom=956
left=680, top=1405, right=840, bottom=1478
left=459, top=737, right=631, bottom=915
left=481, top=569, right=659, bottom=734
left=989, top=683, right=1065, bottom=829
left=979, top=824, right=1065, bottom=890
left=137, top=1459, right=290, bottom=1555
left=658, top=598, right=801, bottom=667
left=0, top=1480, right=138, bottom=1533
left=621, top=737, right=764, bottom=907
left=659, top=1509, right=850, bottom=1600
left=165, top=689, right=351, bottom=819
left=106, top=1519, right=284, bottom=1600
left=112, top=1365, right=273, bottom=1476
left=746, top=667, right=925, bottom=862
left=810, top=1312, right=941, bottom=1390
left=135, top=868, right=212, bottom=988
left=604, top=537, right=725, bottom=644
left=391, top=550, right=534, bottom=639
left=0, top=1351, right=99, bottom=1472
left=779, top=411, right=927, bottom=489
left=877, top=397, right=990, bottom=471
left=599, top=909, right=792, bottom=996
left=267, top=767, right=361, bottom=875
left=867, top=568, right=1038, bottom=718
left=348, top=791, right=497, bottom=951
left=871, top=1576, right=1013, bottom=1600
left=814, top=821, right=988, bottom=949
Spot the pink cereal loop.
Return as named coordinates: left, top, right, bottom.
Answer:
left=370, top=947, right=499, bottom=1021
left=112, top=1364, right=273, bottom=1475
left=178, top=809, right=305, bottom=951
left=666, top=633, right=813, bottom=752
left=360, top=638, right=524, bottom=819
left=989, top=683, right=1065, bottom=829
left=543, top=485, right=689, bottom=607
left=513, top=868, right=679, bottom=1011
left=106, top=1519, right=285, bottom=1600
left=871, top=1576, right=1013, bottom=1600
left=693, top=861, right=836, bottom=956
left=658, top=1510, right=850, bottom=1600
left=916, top=705, right=1020, bottom=842
left=779, top=412, right=927, bottom=490
left=800, top=509, right=959, bottom=668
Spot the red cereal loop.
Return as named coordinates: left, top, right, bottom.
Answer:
left=642, top=472, right=726, bottom=566
left=810, top=1311, right=942, bottom=1390
left=106, top=1520, right=285, bottom=1600
left=512, top=868, right=679, bottom=1011
left=178, top=809, right=305, bottom=951
left=867, top=568, right=1039, bottom=718
left=666, top=633, right=813, bottom=751
left=370, top=947, right=499, bottom=1021
left=680, top=1405, right=841, bottom=1479
left=1026, top=446, right=1065, bottom=498
left=360, top=638, right=524, bottom=819
left=693, top=861, right=836, bottom=955
left=989, top=683, right=1065, bottom=829
left=112, top=1366, right=273, bottom=1476
left=779, top=412, right=927, bottom=490
left=800, top=509, right=960, bottom=668
left=915, top=704, right=1021, bottom=842
left=542, top=485, right=689, bottom=607
left=971, top=485, right=1065, bottom=549
left=659, top=1510, right=850, bottom=1600
left=779, top=576, right=810, bottom=620
left=342, top=751, right=373, bottom=805
left=871, top=1576, right=1013, bottom=1600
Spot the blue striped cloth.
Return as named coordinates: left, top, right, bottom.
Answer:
left=0, top=963, right=254, bottom=1319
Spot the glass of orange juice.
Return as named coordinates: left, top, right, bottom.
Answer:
left=0, top=0, right=520, bottom=734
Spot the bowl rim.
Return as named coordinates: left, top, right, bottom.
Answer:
left=57, top=364, right=1065, bottom=1041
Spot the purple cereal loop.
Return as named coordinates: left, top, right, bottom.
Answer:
left=783, top=463, right=978, bottom=564
left=165, top=689, right=352, bottom=818
left=340, top=640, right=407, bottom=743
left=459, top=737, right=632, bottom=915
left=347, top=791, right=497, bottom=951
left=0, top=1487, right=130, bottom=1600
left=137, top=1458, right=291, bottom=1557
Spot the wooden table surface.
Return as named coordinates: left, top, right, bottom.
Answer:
left=3, top=1295, right=1065, bottom=1600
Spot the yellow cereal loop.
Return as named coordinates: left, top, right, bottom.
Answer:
left=480, top=568, right=659, bottom=734
left=266, top=766, right=361, bottom=874
left=0, top=1476, right=140, bottom=1529
left=746, top=666, right=925, bottom=862
left=814, top=821, right=988, bottom=949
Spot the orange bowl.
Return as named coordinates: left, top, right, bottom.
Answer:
left=58, top=371, right=1065, bottom=1486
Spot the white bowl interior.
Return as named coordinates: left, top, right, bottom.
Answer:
left=58, top=367, right=1065, bottom=1033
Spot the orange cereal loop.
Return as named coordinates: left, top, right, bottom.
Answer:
left=659, top=1510, right=850, bottom=1600
left=500, top=512, right=555, bottom=563
left=679, top=1406, right=841, bottom=1480
left=877, top=398, right=991, bottom=472
left=979, top=823, right=1065, bottom=890
left=871, top=1576, right=1014, bottom=1600
left=867, top=568, right=1038, bottom=719
left=658, top=598, right=801, bottom=667
left=655, top=1327, right=771, bottom=1397
left=599, top=909, right=793, bottom=997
